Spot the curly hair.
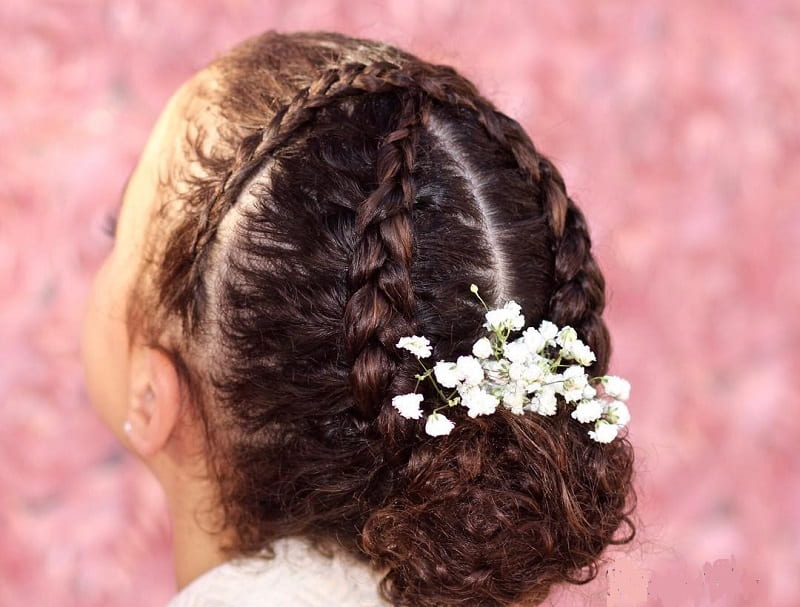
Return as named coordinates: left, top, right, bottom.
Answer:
left=129, top=30, right=636, bottom=607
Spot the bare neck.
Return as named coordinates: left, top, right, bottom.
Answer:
left=154, top=452, right=232, bottom=590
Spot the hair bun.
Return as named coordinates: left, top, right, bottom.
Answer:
left=361, top=409, right=635, bottom=606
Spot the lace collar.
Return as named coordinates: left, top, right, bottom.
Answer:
left=167, top=536, right=390, bottom=607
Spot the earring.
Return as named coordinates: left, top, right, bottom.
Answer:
left=123, top=420, right=133, bottom=435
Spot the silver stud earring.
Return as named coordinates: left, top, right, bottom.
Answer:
left=123, top=420, right=133, bottom=435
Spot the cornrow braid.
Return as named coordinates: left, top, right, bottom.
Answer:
left=343, top=91, right=429, bottom=421
left=537, top=156, right=611, bottom=374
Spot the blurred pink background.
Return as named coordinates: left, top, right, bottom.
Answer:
left=1, top=1, right=798, bottom=606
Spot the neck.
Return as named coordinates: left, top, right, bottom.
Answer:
left=170, top=496, right=230, bottom=590
left=153, top=451, right=232, bottom=590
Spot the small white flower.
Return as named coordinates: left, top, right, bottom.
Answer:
left=425, top=412, right=455, bottom=436
left=560, top=365, right=588, bottom=402
left=433, top=361, right=461, bottom=388
left=456, top=355, right=484, bottom=386
left=537, top=320, right=559, bottom=341
left=603, top=376, right=631, bottom=401
left=556, top=326, right=578, bottom=347
left=588, top=420, right=619, bottom=443
left=503, top=338, right=531, bottom=364
left=502, top=385, right=527, bottom=415
left=391, top=393, right=424, bottom=419
left=484, top=301, right=525, bottom=332
left=505, top=301, right=525, bottom=331
left=472, top=336, right=493, bottom=359
left=571, top=399, right=604, bottom=423
left=521, top=327, right=545, bottom=354
left=532, top=354, right=553, bottom=376
left=396, top=335, right=432, bottom=358
left=523, top=380, right=543, bottom=395
left=521, top=362, right=544, bottom=384
left=582, top=385, right=597, bottom=400
left=605, top=400, right=631, bottom=426
left=482, top=359, right=505, bottom=383
left=531, top=386, right=558, bottom=416
left=460, top=386, right=500, bottom=418
left=484, top=308, right=510, bottom=331
left=543, top=371, right=564, bottom=391
left=564, top=340, right=596, bottom=367
left=507, top=361, right=525, bottom=382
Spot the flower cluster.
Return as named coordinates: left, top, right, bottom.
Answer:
left=391, top=284, right=631, bottom=442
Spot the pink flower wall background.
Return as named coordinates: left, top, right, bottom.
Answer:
left=1, top=1, right=797, bottom=605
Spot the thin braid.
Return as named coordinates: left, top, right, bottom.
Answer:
left=343, top=91, right=429, bottom=422
left=537, top=156, right=610, bottom=373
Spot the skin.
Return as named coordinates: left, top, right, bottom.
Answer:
left=80, top=67, right=231, bottom=590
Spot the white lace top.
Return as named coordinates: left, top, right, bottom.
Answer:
left=167, top=536, right=391, bottom=607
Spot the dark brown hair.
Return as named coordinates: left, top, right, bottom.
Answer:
left=130, top=31, right=636, bottom=607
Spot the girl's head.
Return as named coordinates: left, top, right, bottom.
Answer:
left=81, top=31, right=635, bottom=607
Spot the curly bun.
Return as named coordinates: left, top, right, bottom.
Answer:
left=130, top=31, right=636, bottom=607
left=363, top=409, right=634, bottom=606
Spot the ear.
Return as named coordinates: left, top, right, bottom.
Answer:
left=125, top=345, right=182, bottom=458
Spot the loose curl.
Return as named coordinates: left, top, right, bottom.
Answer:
left=129, top=31, right=636, bottom=607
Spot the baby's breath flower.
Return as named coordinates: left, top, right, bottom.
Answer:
left=588, top=420, right=619, bottom=443
left=508, top=361, right=525, bottom=382
left=456, top=355, right=484, bottom=386
left=425, top=412, right=455, bottom=436
left=604, top=400, right=631, bottom=426
left=482, top=359, right=505, bottom=383
left=537, top=320, right=559, bottom=342
left=523, top=380, right=543, bottom=395
left=521, top=361, right=544, bottom=384
left=565, top=340, right=596, bottom=367
left=396, top=335, right=432, bottom=358
left=543, top=371, right=564, bottom=387
left=433, top=361, right=461, bottom=388
left=502, top=385, right=527, bottom=415
left=582, top=385, right=597, bottom=400
left=560, top=365, right=589, bottom=403
left=391, top=393, right=424, bottom=419
left=506, top=302, right=525, bottom=331
left=472, top=336, right=493, bottom=359
left=484, top=301, right=525, bottom=332
left=530, top=386, right=558, bottom=416
left=460, top=386, right=500, bottom=418
left=503, top=338, right=531, bottom=364
left=483, top=309, right=508, bottom=331
left=521, top=327, right=545, bottom=354
left=603, top=376, right=631, bottom=401
left=531, top=355, right=553, bottom=378
left=571, top=399, right=604, bottom=423
left=556, top=326, right=578, bottom=347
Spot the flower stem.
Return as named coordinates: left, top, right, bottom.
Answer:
left=472, top=286, right=489, bottom=311
left=417, top=359, right=452, bottom=404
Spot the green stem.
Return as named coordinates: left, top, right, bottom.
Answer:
left=416, top=359, right=453, bottom=404
left=472, top=287, right=490, bottom=311
left=433, top=399, right=459, bottom=413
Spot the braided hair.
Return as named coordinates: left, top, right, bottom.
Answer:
left=129, top=31, right=635, bottom=607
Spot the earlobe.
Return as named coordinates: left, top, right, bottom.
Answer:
left=126, top=345, right=182, bottom=458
